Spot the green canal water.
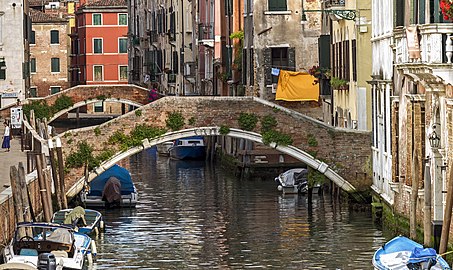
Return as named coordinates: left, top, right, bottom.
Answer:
left=88, top=149, right=386, bottom=269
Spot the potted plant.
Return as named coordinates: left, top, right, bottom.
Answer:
left=441, top=0, right=453, bottom=20
left=330, top=76, right=349, bottom=90
left=308, top=65, right=331, bottom=85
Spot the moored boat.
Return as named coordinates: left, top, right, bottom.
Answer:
left=81, top=164, right=138, bottom=208
left=373, top=236, right=451, bottom=270
left=168, top=136, right=206, bottom=160
left=2, top=222, right=95, bottom=270
left=275, top=168, right=308, bottom=194
left=52, top=207, right=104, bottom=236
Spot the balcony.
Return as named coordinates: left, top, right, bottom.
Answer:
left=198, top=23, right=214, bottom=47
left=168, top=73, right=176, bottom=83
left=394, top=24, right=453, bottom=65
left=148, top=30, right=158, bottom=43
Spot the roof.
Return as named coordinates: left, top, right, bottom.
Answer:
left=81, top=0, right=127, bottom=8
left=30, top=8, right=68, bottom=23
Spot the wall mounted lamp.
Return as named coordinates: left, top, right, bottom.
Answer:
left=301, top=9, right=357, bottom=24
left=429, top=126, right=441, bottom=149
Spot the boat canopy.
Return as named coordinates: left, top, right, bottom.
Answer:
left=88, top=164, right=135, bottom=196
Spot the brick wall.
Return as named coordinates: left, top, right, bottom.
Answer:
left=60, top=96, right=372, bottom=193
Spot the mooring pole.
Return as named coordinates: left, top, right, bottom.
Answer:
left=439, top=160, right=453, bottom=255
left=55, top=137, right=67, bottom=209
left=410, top=149, right=420, bottom=240
left=423, top=158, right=432, bottom=246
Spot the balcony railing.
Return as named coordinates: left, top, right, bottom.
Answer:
left=325, top=0, right=345, bottom=8
left=394, top=24, right=453, bottom=65
left=198, top=23, right=214, bottom=40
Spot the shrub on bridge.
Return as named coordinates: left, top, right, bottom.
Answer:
left=238, top=112, right=258, bottom=131
left=23, top=100, right=52, bottom=120
left=166, top=112, right=185, bottom=131
left=65, top=141, right=99, bottom=170
left=52, top=95, right=74, bottom=113
left=108, top=125, right=166, bottom=150
left=260, top=114, right=278, bottom=133
left=261, top=130, right=293, bottom=147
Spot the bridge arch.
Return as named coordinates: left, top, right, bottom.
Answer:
left=66, top=127, right=358, bottom=199
left=49, top=98, right=144, bottom=123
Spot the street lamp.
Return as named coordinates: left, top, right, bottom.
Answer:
left=429, top=127, right=441, bottom=149
left=300, top=8, right=357, bottom=24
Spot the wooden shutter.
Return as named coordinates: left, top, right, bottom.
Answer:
left=263, top=47, right=272, bottom=85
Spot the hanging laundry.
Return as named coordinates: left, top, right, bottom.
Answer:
left=275, top=70, right=319, bottom=101
left=271, top=68, right=280, bottom=76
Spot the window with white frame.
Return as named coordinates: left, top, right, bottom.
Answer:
left=94, top=101, right=103, bottom=112
left=29, top=87, right=37, bottom=97
left=51, top=58, right=60, bottom=72
left=93, top=38, right=103, bottom=54
left=30, top=58, right=36, bottom=73
left=50, top=86, right=61, bottom=94
left=118, top=13, right=127, bottom=25
left=50, top=30, right=59, bottom=44
left=119, top=38, right=127, bottom=53
left=93, top=65, right=103, bottom=81
left=30, top=31, right=35, bottom=44
left=119, top=65, right=127, bottom=81
left=93, top=14, right=102, bottom=25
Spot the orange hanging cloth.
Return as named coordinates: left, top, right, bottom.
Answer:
left=275, top=70, right=319, bottom=101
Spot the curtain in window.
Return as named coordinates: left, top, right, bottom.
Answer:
left=94, top=66, right=103, bottom=81
left=120, top=66, right=127, bottom=80
left=94, top=39, right=102, bottom=53
left=93, top=14, right=101, bottom=25
left=119, top=39, right=127, bottom=53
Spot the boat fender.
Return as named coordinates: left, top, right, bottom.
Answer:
left=100, top=220, right=105, bottom=232
left=91, top=240, right=97, bottom=257
left=277, top=185, right=283, bottom=191
left=87, top=253, right=93, bottom=265
left=94, top=227, right=99, bottom=236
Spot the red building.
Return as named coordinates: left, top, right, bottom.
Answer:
left=70, top=0, right=128, bottom=85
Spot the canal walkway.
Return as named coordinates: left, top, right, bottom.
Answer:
left=0, top=123, right=27, bottom=193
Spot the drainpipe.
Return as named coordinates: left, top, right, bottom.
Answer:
left=181, top=0, right=185, bottom=95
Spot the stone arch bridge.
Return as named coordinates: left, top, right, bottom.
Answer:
left=59, top=96, right=372, bottom=200
left=0, top=84, right=149, bottom=119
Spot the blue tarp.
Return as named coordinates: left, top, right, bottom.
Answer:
left=88, top=165, right=135, bottom=196
left=407, top=247, right=437, bottom=264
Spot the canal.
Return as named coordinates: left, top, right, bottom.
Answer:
left=88, top=149, right=387, bottom=269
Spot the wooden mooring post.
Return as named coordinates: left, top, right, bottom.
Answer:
left=36, top=153, right=53, bottom=222
left=439, top=159, right=453, bottom=256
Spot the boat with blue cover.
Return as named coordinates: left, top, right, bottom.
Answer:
left=2, top=222, right=95, bottom=270
left=81, top=164, right=138, bottom=208
left=168, top=136, right=206, bottom=160
left=373, top=236, right=451, bottom=270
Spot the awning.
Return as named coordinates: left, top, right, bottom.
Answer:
left=275, top=70, right=319, bottom=101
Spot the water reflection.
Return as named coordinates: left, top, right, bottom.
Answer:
left=89, top=150, right=386, bottom=269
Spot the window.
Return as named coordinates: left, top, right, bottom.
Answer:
left=271, top=47, right=288, bottom=83
left=118, top=13, right=127, bottom=25
left=29, top=87, right=37, bottom=97
left=268, top=0, right=286, bottom=11
left=30, top=31, right=35, bottom=44
left=93, top=38, right=103, bottom=54
left=50, top=30, right=59, bottom=44
left=50, top=86, right=61, bottom=94
left=93, top=14, right=102, bottom=25
left=94, top=101, right=104, bottom=112
left=119, top=66, right=127, bottom=81
left=94, top=65, right=103, bottom=81
left=0, top=58, right=5, bottom=80
left=119, top=38, right=127, bottom=53
left=51, top=58, right=60, bottom=72
left=30, top=58, right=36, bottom=73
